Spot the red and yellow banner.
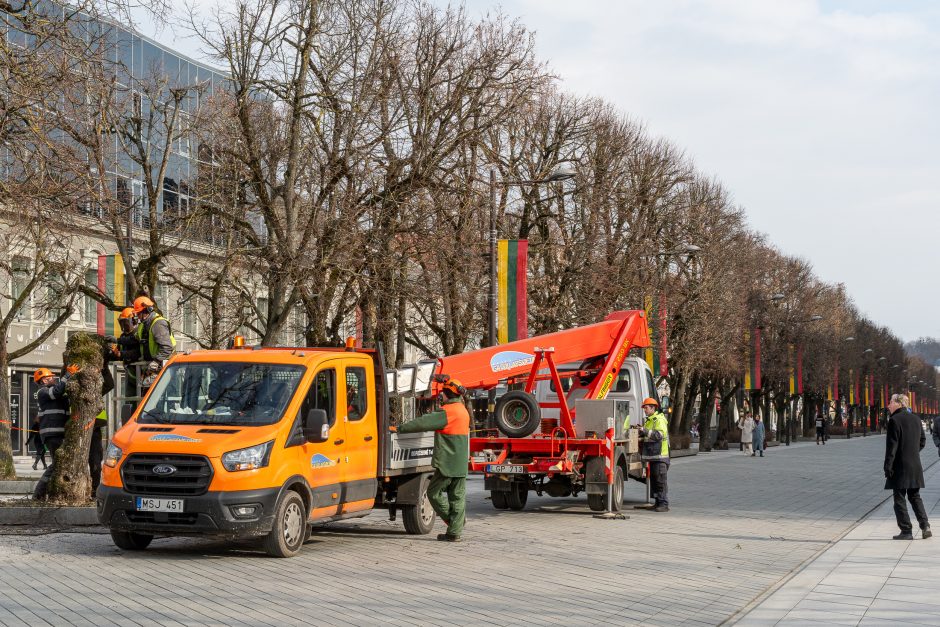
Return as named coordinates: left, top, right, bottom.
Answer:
left=497, top=239, right=528, bottom=344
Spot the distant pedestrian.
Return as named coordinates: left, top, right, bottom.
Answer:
left=737, top=413, right=755, bottom=456
left=932, top=415, right=940, bottom=456
left=27, top=418, right=46, bottom=470
left=752, top=415, right=765, bottom=457
left=816, top=411, right=826, bottom=445
left=884, top=394, right=931, bottom=540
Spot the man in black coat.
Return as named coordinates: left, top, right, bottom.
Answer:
left=884, top=394, right=931, bottom=540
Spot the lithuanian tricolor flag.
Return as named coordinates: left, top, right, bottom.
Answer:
left=497, top=239, right=528, bottom=344
left=96, top=254, right=126, bottom=336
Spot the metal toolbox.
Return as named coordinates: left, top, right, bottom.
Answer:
left=574, top=399, right=631, bottom=440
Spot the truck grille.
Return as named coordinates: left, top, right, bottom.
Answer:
left=126, top=512, right=199, bottom=525
left=122, top=454, right=213, bottom=496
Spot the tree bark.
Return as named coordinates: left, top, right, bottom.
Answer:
left=47, top=333, right=105, bottom=504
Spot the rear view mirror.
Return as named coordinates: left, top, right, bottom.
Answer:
left=304, top=409, right=329, bottom=443
left=120, top=403, right=135, bottom=425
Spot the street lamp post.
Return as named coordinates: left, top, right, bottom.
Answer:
left=486, top=165, right=575, bottom=421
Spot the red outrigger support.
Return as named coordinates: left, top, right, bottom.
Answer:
left=451, top=310, right=651, bottom=475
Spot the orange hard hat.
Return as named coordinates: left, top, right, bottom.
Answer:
left=641, top=397, right=659, bottom=408
left=132, top=296, right=154, bottom=314
left=33, top=368, right=53, bottom=383
left=442, top=378, right=466, bottom=396
left=119, top=307, right=135, bottom=319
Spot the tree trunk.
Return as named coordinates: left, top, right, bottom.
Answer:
left=0, top=344, right=15, bottom=480
left=47, top=333, right=105, bottom=504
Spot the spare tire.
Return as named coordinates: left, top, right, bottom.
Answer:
left=495, top=391, right=541, bottom=438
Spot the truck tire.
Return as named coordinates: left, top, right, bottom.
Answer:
left=491, top=490, right=509, bottom=510
left=587, top=466, right=624, bottom=512
left=402, top=476, right=436, bottom=535
left=263, top=490, right=306, bottom=558
left=506, top=481, right=528, bottom=510
left=110, top=530, right=153, bottom=550
left=495, top=391, right=541, bottom=438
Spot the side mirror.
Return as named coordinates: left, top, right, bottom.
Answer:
left=303, top=409, right=330, bottom=443
left=120, top=403, right=135, bottom=425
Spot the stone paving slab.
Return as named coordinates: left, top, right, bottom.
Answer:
left=737, top=456, right=940, bottom=626
left=0, top=435, right=933, bottom=626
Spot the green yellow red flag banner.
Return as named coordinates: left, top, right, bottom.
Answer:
left=497, top=239, right=528, bottom=344
left=96, top=254, right=125, bottom=337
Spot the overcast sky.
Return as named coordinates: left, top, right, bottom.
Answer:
left=143, top=0, right=939, bottom=342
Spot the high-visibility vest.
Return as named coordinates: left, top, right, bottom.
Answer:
left=641, top=411, right=670, bottom=460
left=135, top=314, right=177, bottom=360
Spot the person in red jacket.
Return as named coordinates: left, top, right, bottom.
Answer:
left=396, top=376, right=470, bottom=542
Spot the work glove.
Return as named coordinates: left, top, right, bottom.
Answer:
left=111, top=344, right=121, bottom=358
left=147, top=361, right=160, bottom=373
left=66, top=364, right=80, bottom=375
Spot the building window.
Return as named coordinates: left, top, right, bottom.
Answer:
left=181, top=289, right=197, bottom=337
left=45, top=272, right=67, bottom=322
left=11, top=256, right=31, bottom=321
left=84, top=268, right=98, bottom=327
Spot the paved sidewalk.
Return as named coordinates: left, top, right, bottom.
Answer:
left=737, top=457, right=940, bottom=626
left=0, top=434, right=934, bottom=626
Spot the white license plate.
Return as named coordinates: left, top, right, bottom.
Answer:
left=135, top=497, right=184, bottom=512
left=486, top=464, right=527, bottom=474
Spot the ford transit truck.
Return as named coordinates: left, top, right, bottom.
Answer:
left=97, top=342, right=439, bottom=557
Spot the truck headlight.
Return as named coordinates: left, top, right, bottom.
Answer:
left=104, top=443, right=123, bottom=468
left=222, top=440, right=274, bottom=472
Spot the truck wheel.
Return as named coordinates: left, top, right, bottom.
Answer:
left=491, top=490, right=509, bottom=510
left=110, top=530, right=153, bottom=550
left=495, top=391, right=541, bottom=438
left=587, top=466, right=624, bottom=512
left=263, top=490, right=306, bottom=558
left=402, top=480, right=436, bottom=535
left=507, top=482, right=528, bottom=510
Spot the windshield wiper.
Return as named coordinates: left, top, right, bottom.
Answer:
left=138, top=409, right=168, bottom=424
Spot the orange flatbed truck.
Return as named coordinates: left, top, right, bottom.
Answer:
left=97, top=343, right=441, bottom=557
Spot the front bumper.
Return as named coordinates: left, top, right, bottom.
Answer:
left=97, top=485, right=280, bottom=537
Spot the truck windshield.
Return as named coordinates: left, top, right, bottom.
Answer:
left=138, top=362, right=305, bottom=426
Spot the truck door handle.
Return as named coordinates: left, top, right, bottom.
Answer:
left=364, top=435, right=373, bottom=441
left=333, top=439, right=345, bottom=445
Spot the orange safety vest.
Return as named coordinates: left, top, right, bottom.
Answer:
left=439, top=401, right=470, bottom=436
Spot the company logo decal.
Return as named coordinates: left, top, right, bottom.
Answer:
left=310, top=453, right=337, bottom=469
left=597, top=373, right=614, bottom=399
left=490, top=351, right=535, bottom=373
left=148, top=434, right=200, bottom=442
left=152, top=464, right=177, bottom=475
left=407, top=447, right=433, bottom=460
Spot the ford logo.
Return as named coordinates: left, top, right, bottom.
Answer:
left=152, top=464, right=177, bottom=475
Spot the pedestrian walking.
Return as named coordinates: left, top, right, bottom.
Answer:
left=27, top=418, right=46, bottom=470
left=395, top=376, right=470, bottom=541
left=752, top=414, right=765, bottom=457
left=638, top=397, right=670, bottom=512
left=737, top=412, right=755, bottom=456
left=884, top=393, right=931, bottom=540
left=931, top=414, right=940, bottom=456
left=815, top=411, right=826, bottom=445
left=32, top=368, right=71, bottom=500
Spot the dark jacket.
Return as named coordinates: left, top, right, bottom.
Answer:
left=37, top=378, right=69, bottom=439
left=884, top=408, right=926, bottom=490
left=932, top=416, right=940, bottom=450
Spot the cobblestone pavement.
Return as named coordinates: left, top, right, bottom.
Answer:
left=0, top=434, right=935, bottom=626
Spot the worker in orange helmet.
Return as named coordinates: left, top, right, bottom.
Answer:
left=636, top=397, right=670, bottom=512
left=32, top=367, right=70, bottom=499
left=132, top=295, right=176, bottom=386
left=396, top=376, right=470, bottom=542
